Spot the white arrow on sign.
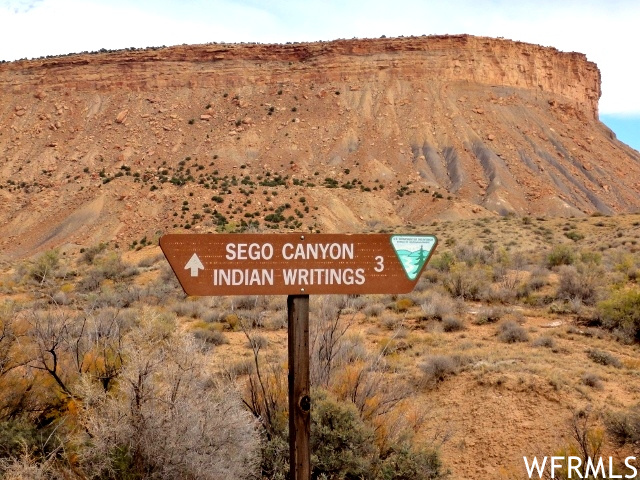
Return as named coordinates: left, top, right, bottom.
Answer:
left=184, top=253, right=204, bottom=277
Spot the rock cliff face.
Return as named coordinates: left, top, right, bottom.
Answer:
left=1, top=36, right=602, bottom=117
left=0, top=35, right=638, bottom=259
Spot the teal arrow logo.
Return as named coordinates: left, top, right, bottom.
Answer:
left=390, top=235, right=437, bottom=280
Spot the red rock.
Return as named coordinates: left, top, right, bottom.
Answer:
left=116, top=110, right=129, bottom=123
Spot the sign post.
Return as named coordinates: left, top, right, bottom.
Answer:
left=160, top=233, right=437, bottom=480
left=288, top=294, right=310, bottom=480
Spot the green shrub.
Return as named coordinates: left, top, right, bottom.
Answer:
left=546, top=244, right=576, bottom=268
left=597, top=289, right=640, bottom=343
left=377, top=445, right=444, bottom=480
left=429, top=252, right=454, bottom=272
left=29, top=250, right=59, bottom=284
left=475, top=306, right=506, bottom=325
left=0, top=419, right=60, bottom=461
left=587, top=349, right=622, bottom=368
left=605, top=405, right=640, bottom=447
left=311, top=390, right=376, bottom=479
left=564, top=231, right=584, bottom=242
left=193, top=329, right=228, bottom=345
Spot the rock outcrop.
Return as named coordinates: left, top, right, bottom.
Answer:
left=1, top=35, right=639, bottom=259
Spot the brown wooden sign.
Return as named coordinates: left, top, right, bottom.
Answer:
left=159, top=233, right=437, bottom=296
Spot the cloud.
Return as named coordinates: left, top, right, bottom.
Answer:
left=1, top=0, right=44, bottom=13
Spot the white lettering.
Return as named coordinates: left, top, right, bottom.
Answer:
left=344, top=243, right=354, bottom=259
left=568, top=457, right=583, bottom=479
left=281, top=268, right=366, bottom=286
left=585, top=457, right=606, bottom=478
left=625, top=457, right=637, bottom=478
left=225, top=243, right=274, bottom=260
left=524, top=457, right=547, bottom=479
left=318, top=243, right=329, bottom=258
left=306, top=243, right=318, bottom=260
left=283, top=268, right=297, bottom=284
left=282, top=243, right=294, bottom=260
left=281, top=243, right=355, bottom=260
left=213, top=269, right=274, bottom=286
left=551, top=457, right=564, bottom=478
left=330, top=269, right=341, bottom=284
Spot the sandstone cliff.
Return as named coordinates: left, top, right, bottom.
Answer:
left=1, top=35, right=639, bottom=259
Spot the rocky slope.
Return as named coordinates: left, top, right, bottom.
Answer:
left=1, top=35, right=639, bottom=260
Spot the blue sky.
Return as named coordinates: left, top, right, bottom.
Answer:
left=1, top=0, right=638, bottom=150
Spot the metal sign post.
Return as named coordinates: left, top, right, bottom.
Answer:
left=160, top=233, right=437, bottom=480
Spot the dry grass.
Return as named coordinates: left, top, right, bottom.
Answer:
left=2, top=213, right=640, bottom=480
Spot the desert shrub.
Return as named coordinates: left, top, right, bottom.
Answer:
left=80, top=243, right=107, bottom=265
left=234, top=296, right=258, bottom=310
left=395, top=297, right=414, bottom=312
left=546, top=244, right=576, bottom=268
left=225, top=358, right=255, bottom=378
left=564, top=231, right=584, bottom=242
left=519, top=267, right=549, bottom=298
left=587, top=349, right=622, bottom=368
left=497, top=321, right=529, bottom=343
left=442, top=264, right=490, bottom=300
left=421, top=292, right=456, bottom=321
left=192, top=328, right=228, bottom=345
left=51, top=291, right=71, bottom=306
left=0, top=419, right=51, bottom=460
left=475, top=306, right=506, bottom=325
left=201, top=309, right=223, bottom=323
left=364, top=302, right=385, bottom=318
left=429, top=251, right=454, bottom=272
left=380, top=313, right=400, bottom=330
left=442, top=316, right=465, bottom=332
left=597, top=289, right=640, bottom=343
left=377, top=445, right=444, bottom=480
left=246, top=334, right=268, bottom=350
left=29, top=250, right=60, bottom=284
left=605, top=405, right=640, bottom=447
left=556, top=265, right=603, bottom=305
left=99, top=253, right=135, bottom=281
left=171, top=300, right=204, bottom=319
left=531, top=336, right=555, bottom=348
left=76, top=329, right=260, bottom=480
left=225, top=313, right=240, bottom=330
left=420, top=355, right=461, bottom=385
left=264, top=312, right=287, bottom=330
left=581, top=372, right=603, bottom=389
left=311, top=390, right=376, bottom=479
left=453, top=244, right=491, bottom=266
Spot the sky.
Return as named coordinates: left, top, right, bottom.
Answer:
left=0, top=0, right=638, bottom=150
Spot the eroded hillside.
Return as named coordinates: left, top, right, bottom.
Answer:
left=1, top=35, right=639, bottom=260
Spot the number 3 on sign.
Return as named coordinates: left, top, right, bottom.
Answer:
left=374, top=256, right=385, bottom=272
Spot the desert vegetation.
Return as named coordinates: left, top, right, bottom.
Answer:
left=0, top=213, right=639, bottom=478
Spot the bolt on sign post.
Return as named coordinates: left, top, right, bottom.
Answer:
left=160, top=233, right=437, bottom=480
